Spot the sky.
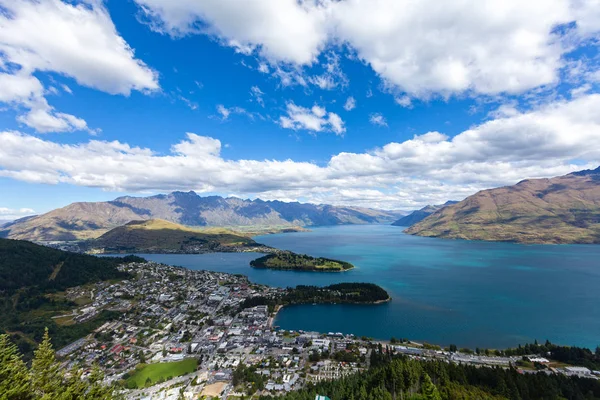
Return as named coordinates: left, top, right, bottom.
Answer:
left=1, top=0, right=600, bottom=220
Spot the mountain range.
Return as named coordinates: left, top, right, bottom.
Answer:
left=0, top=191, right=402, bottom=242
left=407, top=167, right=600, bottom=244
left=391, top=201, right=458, bottom=227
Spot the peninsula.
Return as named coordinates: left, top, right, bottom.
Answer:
left=250, top=252, right=355, bottom=272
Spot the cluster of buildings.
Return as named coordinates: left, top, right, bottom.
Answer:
left=54, top=262, right=372, bottom=399
left=54, top=261, right=599, bottom=399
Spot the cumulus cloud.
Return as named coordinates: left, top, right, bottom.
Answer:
left=135, top=0, right=329, bottom=65
left=0, top=0, right=158, bottom=132
left=279, top=103, right=346, bottom=135
left=369, top=113, right=387, bottom=127
left=132, top=0, right=600, bottom=97
left=2, top=94, right=600, bottom=209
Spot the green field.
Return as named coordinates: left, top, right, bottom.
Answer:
left=125, top=359, right=197, bottom=388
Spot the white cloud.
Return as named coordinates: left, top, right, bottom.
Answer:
left=2, top=94, right=599, bottom=209
left=135, top=0, right=329, bottom=65
left=0, top=0, right=158, bottom=95
left=343, top=96, right=356, bottom=111
left=395, top=96, right=412, bottom=108
left=18, top=108, right=90, bottom=134
left=0, top=72, right=93, bottom=133
left=250, top=86, right=265, bottom=107
left=61, top=84, right=72, bottom=94
left=258, top=63, right=270, bottom=74
left=279, top=102, right=346, bottom=135
left=369, top=113, right=387, bottom=127
left=0, top=207, right=36, bottom=221
left=0, top=0, right=158, bottom=133
left=308, top=52, right=349, bottom=90
left=216, top=105, right=252, bottom=120
left=132, top=0, right=600, bottom=97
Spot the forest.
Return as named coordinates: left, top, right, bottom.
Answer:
left=240, top=282, right=390, bottom=313
left=0, top=330, right=117, bottom=399
left=0, top=238, right=142, bottom=357
left=257, top=344, right=600, bottom=400
left=250, top=252, right=355, bottom=271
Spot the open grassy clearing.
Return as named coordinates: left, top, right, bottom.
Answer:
left=125, top=359, right=197, bottom=388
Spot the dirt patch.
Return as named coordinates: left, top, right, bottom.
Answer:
left=201, top=382, right=227, bottom=397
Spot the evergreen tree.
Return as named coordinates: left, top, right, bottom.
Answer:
left=0, top=334, right=32, bottom=400
left=30, top=328, right=62, bottom=398
left=421, top=373, right=441, bottom=400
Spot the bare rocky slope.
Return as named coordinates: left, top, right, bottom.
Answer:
left=406, top=167, right=600, bottom=244
left=0, top=191, right=401, bottom=241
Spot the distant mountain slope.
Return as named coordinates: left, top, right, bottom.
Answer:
left=0, top=192, right=401, bottom=241
left=391, top=201, right=458, bottom=227
left=89, top=219, right=260, bottom=253
left=406, top=167, right=600, bottom=244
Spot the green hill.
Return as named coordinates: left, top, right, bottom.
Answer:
left=407, top=167, right=600, bottom=244
left=89, top=219, right=259, bottom=253
left=0, top=238, right=136, bottom=293
left=0, top=238, right=139, bottom=356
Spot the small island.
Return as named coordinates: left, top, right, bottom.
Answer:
left=250, top=252, right=354, bottom=272
left=285, top=283, right=391, bottom=304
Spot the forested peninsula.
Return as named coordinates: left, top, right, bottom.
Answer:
left=240, top=282, right=391, bottom=313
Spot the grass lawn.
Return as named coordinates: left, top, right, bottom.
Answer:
left=126, top=359, right=197, bottom=388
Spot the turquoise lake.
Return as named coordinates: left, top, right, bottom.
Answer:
left=134, top=225, right=600, bottom=350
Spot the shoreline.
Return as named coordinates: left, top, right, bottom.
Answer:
left=270, top=295, right=392, bottom=327
left=250, top=265, right=354, bottom=273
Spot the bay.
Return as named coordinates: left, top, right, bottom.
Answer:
left=132, top=225, right=600, bottom=349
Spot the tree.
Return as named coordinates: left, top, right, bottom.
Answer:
left=31, top=328, right=62, bottom=397
left=421, top=373, right=441, bottom=400
left=0, top=334, right=32, bottom=400
left=0, top=330, right=119, bottom=400
left=449, top=344, right=457, bottom=353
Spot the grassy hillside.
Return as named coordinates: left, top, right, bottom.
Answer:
left=89, top=219, right=259, bottom=253
left=407, top=167, right=600, bottom=244
left=250, top=252, right=354, bottom=271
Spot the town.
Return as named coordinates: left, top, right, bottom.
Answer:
left=53, top=261, right=600, bottom=399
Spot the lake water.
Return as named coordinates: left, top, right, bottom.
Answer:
left=134, top=225, right=600, bottom=349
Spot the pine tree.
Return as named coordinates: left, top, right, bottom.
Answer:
left=30, top=328, right=62, bottom=399
left=421, top=373, right=441, bottom=400
left=0, top=334, right=32, bottom=400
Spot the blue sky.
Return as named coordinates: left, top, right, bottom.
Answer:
left=1, top=0, right=600, bottom=220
